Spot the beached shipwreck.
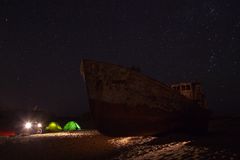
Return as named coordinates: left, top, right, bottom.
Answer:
left=80, top=59, right=210, bottom=136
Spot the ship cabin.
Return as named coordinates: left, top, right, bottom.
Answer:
left=171, top=82, right=207, bottom=108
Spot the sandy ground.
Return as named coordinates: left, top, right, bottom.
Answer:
left=0, top=117, right=240, bottom=160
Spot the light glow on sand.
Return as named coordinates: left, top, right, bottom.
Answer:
left=115, top=140, right=193, bottom=160
left=29, top=130, right=99, bottom=138
left=116, top=137, right=133, bottom=145
left=109, top=136, right=157, bottom=147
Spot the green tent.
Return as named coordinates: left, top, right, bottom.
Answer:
left=45, top=122, right=62, bottom=132
left=63, top=121, right=81, bottom=131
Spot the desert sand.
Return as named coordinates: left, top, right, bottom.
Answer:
left=0, top=117, right=239, bottom=160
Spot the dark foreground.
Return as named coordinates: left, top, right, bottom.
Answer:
left=0, top=117, right=240, bottom=160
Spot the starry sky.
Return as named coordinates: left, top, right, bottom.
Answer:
left=0, top=0, right=240, bottom=116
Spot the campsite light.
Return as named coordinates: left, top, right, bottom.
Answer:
left=37, top=123, right=42, bottom=128
left=25, top=122, right=32, bottom=129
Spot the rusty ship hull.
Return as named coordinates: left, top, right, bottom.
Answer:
left=81, top=59, right=210, bottom=136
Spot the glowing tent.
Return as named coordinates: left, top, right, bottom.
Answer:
left=45, top=122, right=62, bottom=132
left=63, top=121, right=81, bottom=131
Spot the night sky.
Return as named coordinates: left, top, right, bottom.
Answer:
left=0, top=0, right=240, bottom=116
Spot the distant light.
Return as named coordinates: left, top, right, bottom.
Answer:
left=37, top=123, right=42, bottom=128
left=25, top=122, right=32, bottom=129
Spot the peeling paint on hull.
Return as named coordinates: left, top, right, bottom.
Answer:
left=81, top=59, right=210, bottom=136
